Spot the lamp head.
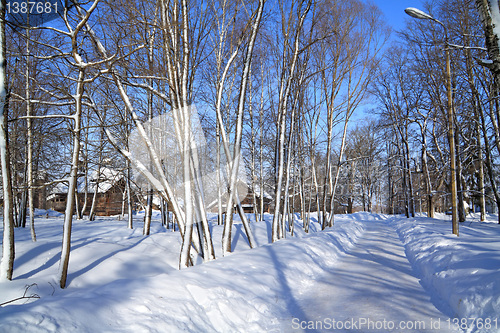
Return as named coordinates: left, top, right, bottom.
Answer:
left=404, top=7, right=435, bottom=20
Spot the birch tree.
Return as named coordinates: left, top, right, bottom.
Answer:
left=221, top=0, right=264, bottom=254
left=0, top=0, right=15, bottom=281
left=317, top=0, right=388, bottom=227
left=201, top=0, right=261, bottom=252
left=58, top=0, right=107, bottom=288
left=475, top=0, right=500, bottom=85
left=271, top=0, right=311, bottom=242
left=80, top=0, right=224, bottom=267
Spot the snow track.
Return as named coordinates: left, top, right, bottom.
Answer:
left=292, top=215, right=458, bottom=332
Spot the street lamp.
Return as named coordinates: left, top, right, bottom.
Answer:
left=405, top=7, right=459, bottom=236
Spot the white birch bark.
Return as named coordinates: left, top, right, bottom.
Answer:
left=26, top=23, right=36, bottom=241
left=221, top=0, right=264, bottom=254
left=259, top=63, right=266, bottom=223
left=126, top=162, right=133, bottom=229
left=88, top=165, right=100, bottom=221
left=58, top=0, right=101, bottom=288
left=281, top=103, right=297, bottom=237
left=272, top=0, right=311, bottom=242
left=84, top=21, right=188, bottom=233
left=0, top=0, right=14, bottom=279
left=58, top=68, right=84, bottom=288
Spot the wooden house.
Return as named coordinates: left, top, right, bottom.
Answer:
left=239, top=186, right=273, bottom=214
left=47, top=167, right=126, bottom=216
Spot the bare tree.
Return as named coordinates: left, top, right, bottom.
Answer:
left=0, top=0, right=15, bottom=281
left=271, top=0, right=311, bottom=242
left=317, top=0, right=388, bottom=227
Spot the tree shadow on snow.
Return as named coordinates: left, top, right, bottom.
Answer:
left=264, top=245, right=320, bottom=333
left=16, top=238, right=99, bottom=280
left=66, top=236, right=150, bottom=286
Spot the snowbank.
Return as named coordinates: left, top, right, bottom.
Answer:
left=393, top=214, right=500, bottom=333
left=0, top=214, right=364, bottom=332
left=30, top=208, right=63, bottom=217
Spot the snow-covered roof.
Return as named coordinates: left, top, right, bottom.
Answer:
left=86, top=167, right=123, bottom=194
left=252, top=185, right=273, bottom=199
left=49, top=167, right=123, bottom=195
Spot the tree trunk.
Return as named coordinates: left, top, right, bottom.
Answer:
left=272, top=0, right=311, bottom=240
left=88, top=166, right=101, bottom=221
left=216, top=119, right=223, bottom=225
left=475, top=0, right=500, bottom=85
left=58, top=68, right=84, bottom=289
left=478, top=89, right=500, bottom=223
left=282, top=103, right=297, bottom=235
left=327, top=116, right=350, bottom=227
left=0, top=1, right=15, bottom=278
left=74, top=189, right=82, bottom=220
left=19, top=190, right=27, bottom=228
left=26, top=24, right=35, bottom=241
left=222, top=0, right=264, bottom=254
left=475, top=120, right=486, bottom=221
left=454, top=128, right=466, bottom=222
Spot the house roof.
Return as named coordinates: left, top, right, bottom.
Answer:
left=86, top=167, right=123, bottom=194
left=49, top=167, right=123, bottom=196
left=252, top=185, right=273, bottom=199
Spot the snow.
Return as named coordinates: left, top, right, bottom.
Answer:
left=393, top=213, right=500, bottom=332
left=480, top=59, right=494, bottom=65
left=28, top=208, right=63, bottom=217
left=252, top=185, right=273, bottom=199
left=0, top=212, right=499, bottom=332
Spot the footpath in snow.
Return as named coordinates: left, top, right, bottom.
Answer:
left=293, top=214, right=458, bottom=332
left=394, top=213, right=500, bottom=333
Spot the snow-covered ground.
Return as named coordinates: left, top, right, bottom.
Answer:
left=0, top=211, right=499, bottom=332
left=393, top=213, right=500, bottom=333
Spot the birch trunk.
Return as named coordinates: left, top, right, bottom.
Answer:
left=89, top=127, right=104, bottom=221
left=26, top=24, right=36, bottom=241
left=421, top=127, right=434, bottom=218
left=249, top=81, right=259, bottom=224
left=58, top=68, right=84, bottom=288
left=80, top=125, right=89, bottom=217
left=74, top=190, right=82, bottom=220
left=126, top=161, right=133, bottom=229
left=88, top=166, right=100, bottom=221
left=272, top=0, right=311, bottom=242
left=222, top=0, right=264, bottom=254
left=478, top=94, right=500, bottom=223
left=475, top=0, right=500, bottom=85
left=0, top=0, right=14, bottom=279
left=259, top=68, right=265, bottom=223
left=282, top=103, right=297, bottom=235
left=326, top=117, right=349, bottom=227
left=85, top=21, right=188, bottom=235
left=143, top=31, right=155, bottom=235
left=454, top=128, right=466, bottom=222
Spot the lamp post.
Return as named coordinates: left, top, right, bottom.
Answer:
left=405, top=7, right=458, bottom=236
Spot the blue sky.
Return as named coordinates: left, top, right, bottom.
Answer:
left=372, top=0, right=425, bottom=32
left=349, top=0, right=426, bottom=124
